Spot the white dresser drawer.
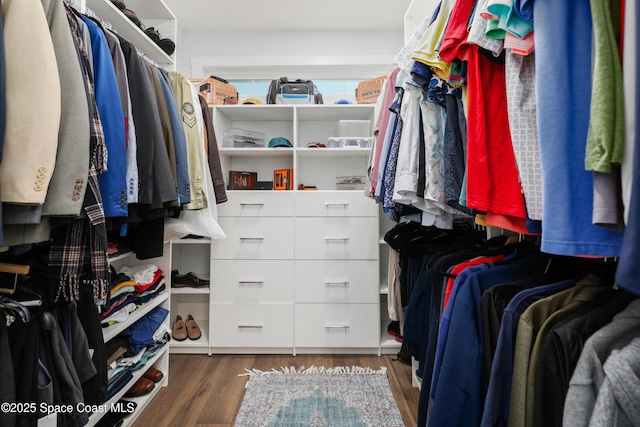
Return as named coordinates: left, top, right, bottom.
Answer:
left=217, top=191, right=294, bottom=217
left=210, top=303, right=293, bottom=348
left=212, top=217, right=294, bottom=259
left=295, top=304, right=379, bottom=348
left=294, top=217, right=378, bottom=260
left=295, top=191, right=378, bottom=217
left=294, top=260, right=379, bottom=303
left=211, top=260, right=294, bottom=303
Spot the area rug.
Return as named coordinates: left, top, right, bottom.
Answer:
left=234, top=366, right=405, bottom=427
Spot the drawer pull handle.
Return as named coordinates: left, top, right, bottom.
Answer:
left=324, top=237, right=349, bottom=242
left=325, top=324, right=350, bottom=329
left=239, top=281, right=264, bottom=286
left=240, top=237, right=264, bottom=242
left=238, top=324, right=263, bottom=329
left=325, top=203, right=349, bottom=208
left=240, top=203, right=264, bottom=207
left=325, top=281, right=349, bottom=286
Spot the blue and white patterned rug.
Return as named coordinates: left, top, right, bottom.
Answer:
left=234, top=366, right=405, bottom=427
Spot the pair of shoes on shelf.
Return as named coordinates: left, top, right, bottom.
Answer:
left=172, top=315, right=201, bottom=341
left=141, top=26, right=175, bottom=55
left=157, top=38, right=175, bottom=55
left=386, top=321, right=403, bottom=342
left=124, top=377, right=154, bottom=398
left=143, top=366, right=164, bottom=383
left=143, top=26, right=161, bottom=43
left=171, top=269, right=209, bottom=288
left=387, top=320, right=400, bottom=337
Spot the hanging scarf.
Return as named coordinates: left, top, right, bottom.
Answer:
left=49, top=6, right=110, bottom=308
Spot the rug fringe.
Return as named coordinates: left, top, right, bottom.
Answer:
left=239, top=365, right=388, bottom=377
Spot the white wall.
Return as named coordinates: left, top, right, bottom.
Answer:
left=175, top=30, right=405, bottom=80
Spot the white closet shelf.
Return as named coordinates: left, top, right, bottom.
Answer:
left=170, top=287, right=209, bottom=295
left=379, top=321, right=401, bottom=353
left=380, top=282, right=389, bottom=294
left=297, top=148, right=370, bottom=158
left=219, top=147, right=293, bottom=158
left=85, top=344, right=168, bottom=427
left=295, top=104, right=378, bottom=121
left=170, top=238, right=211, bottom=244
left=168, top=322, right=210, bottom=354
left=124, top=0, right=174, bottom=19
left=109, top=251, right=135, bottom=263
left=102, top=292, right=170, bottom=343
left=85, top=0, right=175, bottom=65
left=214, top=105, right=294, bottom=121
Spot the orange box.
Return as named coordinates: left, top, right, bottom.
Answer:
left=355, top=75, right=387, bottom=104
left=191, top=77, right=238, bottom=105
left=274, top=169, right=293, bottom=190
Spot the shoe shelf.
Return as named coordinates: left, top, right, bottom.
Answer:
left=171, top=286, right=210, bottom=295
left=85, top=344, right=169, bottom=427
left=167, top=238, right=211, bottom=355
left=380, top=281, right=389, bottom=295
left=169, top=321, right=210, bottom=355
left=169, top=239, right=211, bottom=354
left=379, top=321, right=402, bottom=355
left=102, top=291, right=170, bottom=343
left=84, top=0, right=176, bottom=67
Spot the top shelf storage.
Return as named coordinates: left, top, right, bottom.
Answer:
left=84, top=0, right=177, bottom=67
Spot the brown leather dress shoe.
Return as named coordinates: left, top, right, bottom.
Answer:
left=142, top=366, right=164, bottom=384
left=124, top=377, right=155, bottom=398
left=172, top=315, right=187, bottom=341
left=186, top=315, right=202, bottom=340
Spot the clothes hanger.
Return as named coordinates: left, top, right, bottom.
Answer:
left=13, top=284, right=43, bottom=307
left=0, top=262, right=30, bottom=295
left=0, top=297, right=30, bottom=323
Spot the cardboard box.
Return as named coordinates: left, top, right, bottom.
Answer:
left=228, top=171, right=257, bottom=190
left=355, top=75, right=387, bottom=104
left=191, top=77, right=238, bottom=105
left=274, top=169, right=293, bottom=191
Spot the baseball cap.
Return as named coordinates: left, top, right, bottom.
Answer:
left=305, top=142, right=327, bottom=148
left=268, top=137, right=292, bottom=148
left=242, top=97, right=262, bottom=105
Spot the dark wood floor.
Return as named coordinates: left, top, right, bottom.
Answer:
left=133, top=354, right=420, bottom=427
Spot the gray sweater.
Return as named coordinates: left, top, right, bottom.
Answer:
left=563, top=298, right=640, bottom=427
left=589, top=337, right=640, bottom=427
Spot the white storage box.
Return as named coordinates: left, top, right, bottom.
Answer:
left=327, top=137, right=373, bottom=148
left=223, top=128, right=266, bottom=148
left=334, top=120, right=371, bottom=137
left=336, top=175, right=367, bottom=190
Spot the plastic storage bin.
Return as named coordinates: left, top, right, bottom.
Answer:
left=336, top=175, right=367, bottom=190
left=327, top=137, right=373, bottom=148
left=223, top=128, right=266, bottom=147
left=334, top=120, right=371, bottom=137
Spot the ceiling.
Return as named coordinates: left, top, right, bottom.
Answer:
left=163, top=0, right=414, bottom=33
